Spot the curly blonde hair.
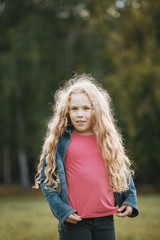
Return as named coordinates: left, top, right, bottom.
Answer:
left=34, top=73, right=134, bottom=192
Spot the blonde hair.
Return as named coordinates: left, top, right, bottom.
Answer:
left=34, top=73, right=134, bottom=192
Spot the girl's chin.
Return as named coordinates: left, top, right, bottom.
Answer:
left=75, top=127, right=86, bottom=133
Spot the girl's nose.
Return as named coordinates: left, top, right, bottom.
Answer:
left=77, top=109, right=83, bottom=117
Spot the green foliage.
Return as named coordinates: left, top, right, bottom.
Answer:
left=103, top=0, right=160, bottom=185
left=0, top=0, right=159, bottom=185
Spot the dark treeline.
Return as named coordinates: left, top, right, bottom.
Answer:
left=0, top=0, right=159, bottom=189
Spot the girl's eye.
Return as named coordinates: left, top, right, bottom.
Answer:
left=70, top=106, right=90, bottom=110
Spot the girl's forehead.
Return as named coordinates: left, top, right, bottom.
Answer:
left=69, top=92, right=91, bottom=105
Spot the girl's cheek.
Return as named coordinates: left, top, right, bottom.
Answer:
left=71, top=112, right=76, bottom=119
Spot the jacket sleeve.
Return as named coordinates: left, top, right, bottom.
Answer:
left=121, top=174, right=139, bottom=217
left=40, top=154, right=76, bottom=223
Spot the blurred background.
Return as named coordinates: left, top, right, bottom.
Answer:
left=0, top=0, right=160, bottom=239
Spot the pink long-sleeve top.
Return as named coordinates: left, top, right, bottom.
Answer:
left=65, top=132, right=118, bottom=218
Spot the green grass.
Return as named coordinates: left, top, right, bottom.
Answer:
left=115, top=195, right=160, bottom=240
left=0, top=193, right=160, bottom=240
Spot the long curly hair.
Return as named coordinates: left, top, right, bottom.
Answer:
left=34, top=73, right=134, bottom=192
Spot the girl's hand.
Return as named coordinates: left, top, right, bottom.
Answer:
left=65, top=213, right=82, bottom=224
left=116, top=204, right=133, bottom=217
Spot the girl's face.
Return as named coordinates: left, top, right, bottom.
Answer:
left=69, top=92, right=93, bottom=135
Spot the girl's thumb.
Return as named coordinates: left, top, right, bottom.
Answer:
left=118, top=205, right=126, bottom=211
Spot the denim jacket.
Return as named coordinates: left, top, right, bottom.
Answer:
left=40, top=126, right=139, bottom=224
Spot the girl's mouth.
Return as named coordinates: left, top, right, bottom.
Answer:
left=76, top=121, right=86, bottom=125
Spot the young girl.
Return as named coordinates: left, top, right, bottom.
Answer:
left=34, top=73, right=138, bottom=240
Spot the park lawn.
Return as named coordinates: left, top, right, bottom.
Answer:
left=0, top=193, right=159, bottom=240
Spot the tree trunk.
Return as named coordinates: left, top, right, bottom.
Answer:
left=3, top=144, right=12, bottom=185
left=16, top=83, right=30, bottom=190
left=18, top=147, right=30, bottom=189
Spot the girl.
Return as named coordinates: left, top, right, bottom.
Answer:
left=34, top=73, right=138, bottom=240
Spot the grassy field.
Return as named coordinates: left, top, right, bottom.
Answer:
left=0, top=191, right=160, bottom=240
